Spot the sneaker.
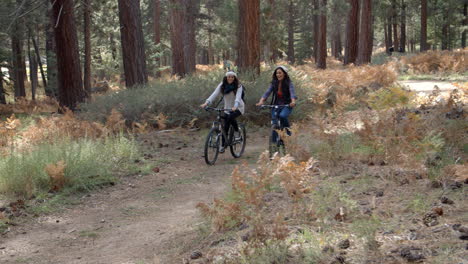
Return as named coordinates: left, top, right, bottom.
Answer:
left=285, top=127, right=292, bottom=136
left=219, top=145, right=225, bottom=153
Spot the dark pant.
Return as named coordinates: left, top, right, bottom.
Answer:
left=223, top=110, right=241, bottom=145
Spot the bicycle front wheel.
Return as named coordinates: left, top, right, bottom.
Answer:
left=204, top=128, right=220, bottom=165
left=269, top=128, right=279, bottom=158
left=229, top=124, right=246, bottom=158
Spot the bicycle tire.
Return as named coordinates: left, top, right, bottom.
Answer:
left=229, top=124, right=246, bottom=158
left=269, top=127, right=279, bottom=158
left=204, top=128, right=220, bottom=165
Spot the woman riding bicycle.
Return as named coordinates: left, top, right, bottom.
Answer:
left=256, top=66, right=297, bottom=136
left=200, top=71, right=245, bottom=152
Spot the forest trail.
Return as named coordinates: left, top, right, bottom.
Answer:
left=0, top=128, right=267, bottom=264
left=399, top=80, right=458, bottom=94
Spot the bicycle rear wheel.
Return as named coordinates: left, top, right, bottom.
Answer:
left=229, top=124, right=246, bottom=158
left=204, top=128, right=220, bottom=165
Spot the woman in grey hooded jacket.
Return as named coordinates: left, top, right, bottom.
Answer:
left=200, top=71, right=245, bottom=152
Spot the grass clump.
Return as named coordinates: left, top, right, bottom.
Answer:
left=0, top=134, right=139, bottom=198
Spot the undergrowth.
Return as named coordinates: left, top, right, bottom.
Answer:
left=79, top=67, right=311, bottom=128
left=0, top=134, right=138, bottom=198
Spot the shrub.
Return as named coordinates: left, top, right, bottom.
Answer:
left=400, top=50, right=467, bottom=74
left=79, top=67, right=311, bottom=128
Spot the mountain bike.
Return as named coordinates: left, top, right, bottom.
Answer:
left=259, top=104, right=290, bottom=158
left=203, top=107, right=246, bottom=165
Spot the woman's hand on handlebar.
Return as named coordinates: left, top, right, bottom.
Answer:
left=255, top=98, right=265, bottom=106
left=200, top=103, right=208, bottom=109
left=289, top=100, right=296, bottom=108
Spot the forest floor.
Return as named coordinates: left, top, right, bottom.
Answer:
left=0, top=127, right=269, bottom=264
left=0, top=81, right=465, bottom=264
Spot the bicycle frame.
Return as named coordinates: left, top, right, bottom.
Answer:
left=205, top=107, right=232, bottom=146
left=259, top=104, right=290, bottom=156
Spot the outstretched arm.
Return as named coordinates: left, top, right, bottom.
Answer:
left=200, top=83, right=222, bottom=108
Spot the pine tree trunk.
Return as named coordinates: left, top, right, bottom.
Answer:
left=51, top=0, right=85, bottom=110
left=313, top=0, right=319, bottom=61
left=331, top=25, right=342, bottom=59
left=357, top=0, right=372, bottom=65
left=391, top=0, right=398, bottom=50
left=384, top=21, right=390, bottom=54
left=399, top=0, right=406, bottom=52
left=344, top=0, right=359, bottom=65
left=462, top=3, right=467, bottom=48
left=331, top=2, right=342, bottom=60
left=118, top=0, right=148, bottom=87
left=153, top=0, right=161, bottom=76
left=316, top=0, right=327, bottom=69
left=46, top=1, right=58, bottom=97
left=388, top=17, right=393, bottom=49
left=420, top=0, right=428, bottom=51
left=237, top=0, right=260, bottom=74
left=28, top=34, right=38, bottom=101
left=153, top=0, right=161, bottom=44
left=0, top=70, right=5, bottom=104
left=31, top=37, right=47, bottom=89
left=170, top=0, right=186, bottom=76
left=441, top=9, right=449, bottom=50
left=83, top=0, right=91, bottom=96
left=287, top=0, right=295, bottom=64
left=183, top=0, right=200, bottom=74
left=11, top=30, right=26, bottom=98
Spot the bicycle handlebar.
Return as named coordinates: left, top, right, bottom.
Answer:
left=258, top=104, right=290, bottom=109
left=204, top=107, right=232, bottom=112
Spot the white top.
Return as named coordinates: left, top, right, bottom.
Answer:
left=205, top=82, right=245, bottom=114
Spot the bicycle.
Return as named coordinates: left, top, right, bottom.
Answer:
left=203, top=107, right=246, bottom=165
left=259, top=104, right=290, bottom=158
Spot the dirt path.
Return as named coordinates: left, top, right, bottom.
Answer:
left=399, top=80, right=458, bottom=94
left=0, top=129, right=267, bottom=264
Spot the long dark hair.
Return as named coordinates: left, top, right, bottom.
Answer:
left=271, top=67, right=291, bottom=87
left=221, top=76, right=240, bottom=95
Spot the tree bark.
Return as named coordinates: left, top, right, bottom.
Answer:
left=313, top=0, right=319, bottom=61
left=420, top=0, right=428, bottom=51
left=183, top=0, right=200, bottom=74
left=51, top=0, right=85, bottom=110
left=153, top=0, right=161, bottom=76
left=118, top=0, right=148, bottom=87
left=344, top=0, right=359, bottom=65
left=11, top=29, right=26, bottom=99
left=357, top=0, right=372, bottom=64
left=153, top=0, right=161, bottom=44
left=0, top=70, right=6, bottom=104
left=31, top=37, right=47, bottom=89
left=316, top=0, right=327, bottom=69
left=237, top=0, right=260, bottom=74
left=441, top=8, right=450, bottom=50
left=28, top=33, right=38, bottom=100
left=287, top=0, right=295, bottom=64
left=83, top=0, right=91, bottom=95
left=170, top=0, right=186, bottom=76
left=45, top=1, right=58, bottom=98
left=399, top=0, right=406, bottom=52
left=331, top=2, right=342, bottom=59
left=384, top=21, right=390, bottom=54
left=462, top=3, right=467, bottom=48
left=391, top=0, right=398, bottom=50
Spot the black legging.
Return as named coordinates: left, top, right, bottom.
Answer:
left=223, top=110, right=241, bottom=145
